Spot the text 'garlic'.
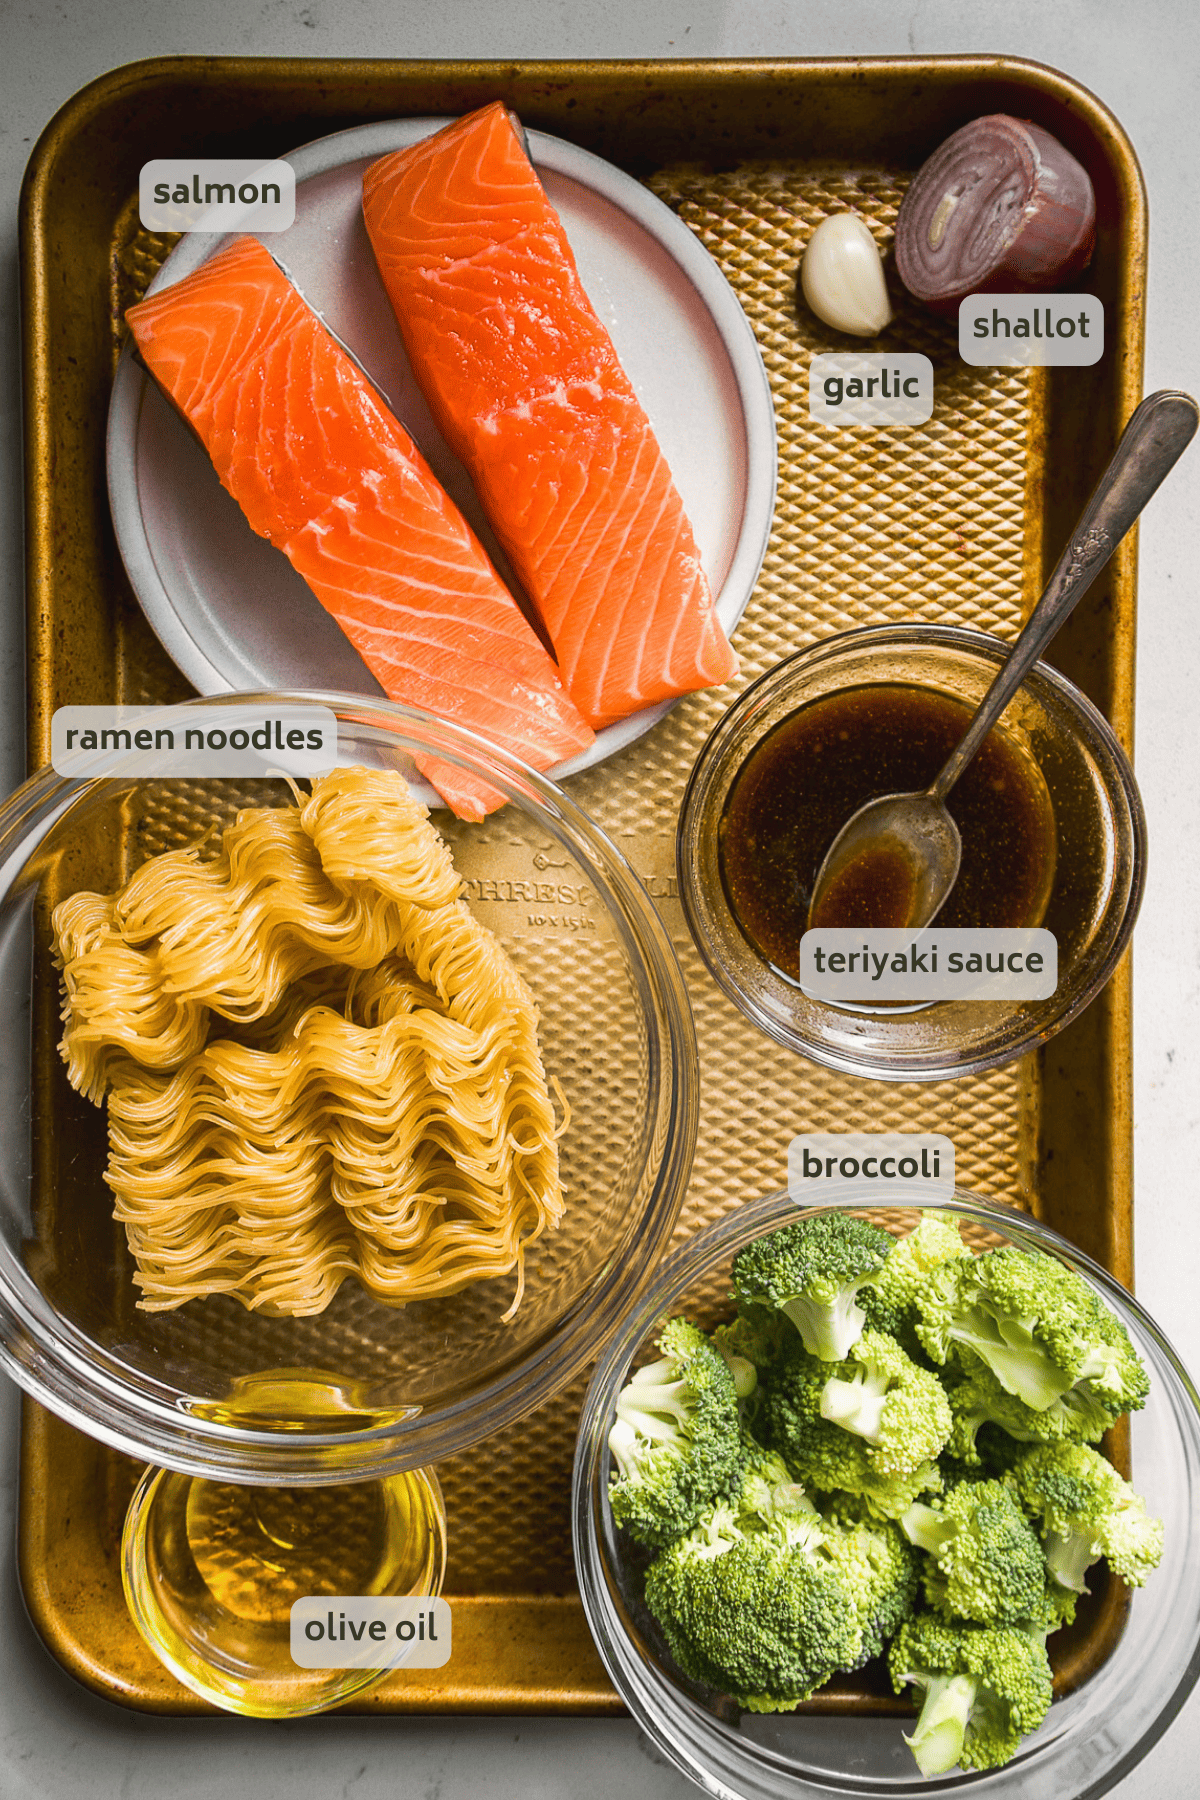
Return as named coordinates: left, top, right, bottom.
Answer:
left=801, top=214, right=893, bottom=337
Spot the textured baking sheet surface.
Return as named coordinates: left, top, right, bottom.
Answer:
left=105, top=167, right=1043, bottom=1599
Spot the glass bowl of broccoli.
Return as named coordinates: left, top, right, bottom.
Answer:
left=573, top=1191, right=1200, bottom=1798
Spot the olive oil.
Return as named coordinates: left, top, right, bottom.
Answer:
left=121, top=1373, right=445, bottom=1717
left=184, top=1472, right=437, bottom=1624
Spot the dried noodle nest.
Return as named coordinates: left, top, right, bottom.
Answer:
left=51, top=767, right=564, bottom=1316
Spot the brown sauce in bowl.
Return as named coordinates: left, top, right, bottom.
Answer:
left=718, top=684, right=1056, bottom=979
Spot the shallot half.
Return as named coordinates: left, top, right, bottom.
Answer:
left=894, top=115, right=1096, bottom=313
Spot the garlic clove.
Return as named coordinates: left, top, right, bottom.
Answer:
left=800, top=214, right=893, bottom=337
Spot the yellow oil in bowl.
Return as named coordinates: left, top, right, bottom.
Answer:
left=120, top=1373, right=446, bottom=1717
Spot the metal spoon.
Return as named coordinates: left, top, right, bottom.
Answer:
left=807, top=388, right=1199, bottom=932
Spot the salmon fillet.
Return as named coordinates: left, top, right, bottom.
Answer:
left=125, top=236, right=594, bottom=819
left=361, top=103, right=739, bottom=730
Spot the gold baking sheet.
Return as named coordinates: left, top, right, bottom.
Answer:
left=18, top=55, right=1143, bottom=1711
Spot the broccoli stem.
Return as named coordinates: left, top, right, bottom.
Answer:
left=820, top=1369, right=890, bottom=1441
left=898, top=1502, right=955, bottom=1556
left=608, top=1415, right=681, bottom=1479
left=949, top=1308, right=1073, bottom=1411
left=903, top=1671, right=976, bottom=1776
left=628, top=1355, right=684, bottom=1390
left=614, top=1357, right=693, bottom=1441
left=1044, top=1527, right=1099, bottom=1593
left=720, top=1351, right=758, bottom=1399
left=615, top=1380, right=691, bottom=1428
left=610, top=1368, right=692, bottom=1477
left=781, top=1292, right=867, bottom=1362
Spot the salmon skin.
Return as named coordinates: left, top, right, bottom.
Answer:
left=125, top=236, right=594, bottom=820
left=362, top=104, right=739, bottom=731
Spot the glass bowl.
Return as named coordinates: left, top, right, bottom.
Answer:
left=0, top=693, right=698, bottom=1483
left=573, top=1191, right=1200, bottom=1800
left=677, top=626, right=1146, bottom=1080
left=122, top=1450, right=447, bottom=1718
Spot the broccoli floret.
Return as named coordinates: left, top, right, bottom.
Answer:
left=915, top=1247, right=1150, bottom=1423
left=819, top=1329, right=953, bottom=1475
left=1024, top=1578, right=1080, bottom=1637
left=1007, top=1442, right=1164, bottom=1593
left=737, top=1435, right=823, bottom=1529
left=644, top=1457, right=862, bottom=1711
left=818, top=1500, right=920, bottom=1666
left=732, top=1213, right=895, bottom=1362
left=888, top=1614, right=1053, bottom=1775
left=763, top=1341, right=943, bottom=1520
left=943, top=1359, right=1113, bottom=1465
left=711, top=1308, right=795, bottom=1428
left=860, top=1213, right=972, bottom=1353
left=935, top=1447, right=992, bottom=1490
left=900, top=1479, right=1047, bottom=1625
left=607, top=1317, right=743, bottom=1545
left=713, top=1303, right=791, bottom=1378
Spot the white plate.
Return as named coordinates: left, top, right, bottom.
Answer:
left=107, top=118, right=777, bottom=786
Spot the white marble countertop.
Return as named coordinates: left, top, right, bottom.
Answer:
left=1, top=3, right=1197, bottom=1795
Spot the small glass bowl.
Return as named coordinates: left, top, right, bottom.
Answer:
left=573, top=1191, right=1200, bottom=1800
left=122, top=1451, right=446, bottom=1718
left=0, top=693, right=698, bottom=1484
left=677, top=626, right=1146, bottom=1080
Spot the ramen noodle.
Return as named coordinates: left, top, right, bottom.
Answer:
left=52, top=769, right=564, bottom=1317
left=53, top=772, right=460, bottom=1102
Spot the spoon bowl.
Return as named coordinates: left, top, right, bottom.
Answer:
left=808, top=791, right=961, bottom=931
left=808, top=389, right=1197, bottom=932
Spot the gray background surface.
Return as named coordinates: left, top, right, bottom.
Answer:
left=1, top=2, right=1197, bottom=1795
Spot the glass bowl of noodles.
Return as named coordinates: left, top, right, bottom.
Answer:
left=0, top=692, right=698, bottom=1484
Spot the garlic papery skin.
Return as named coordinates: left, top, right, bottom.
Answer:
left=801, top=214, right=893, bottom=336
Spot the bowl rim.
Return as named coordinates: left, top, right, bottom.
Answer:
left=676, top=622, right=1148, bottom=1081
left=571, top=1188, right=1200, bottom=1800
left=0, top=691, right=701, bottom=1483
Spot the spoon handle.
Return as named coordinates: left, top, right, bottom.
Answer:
left=929, top=388, right=1199, bottom=803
